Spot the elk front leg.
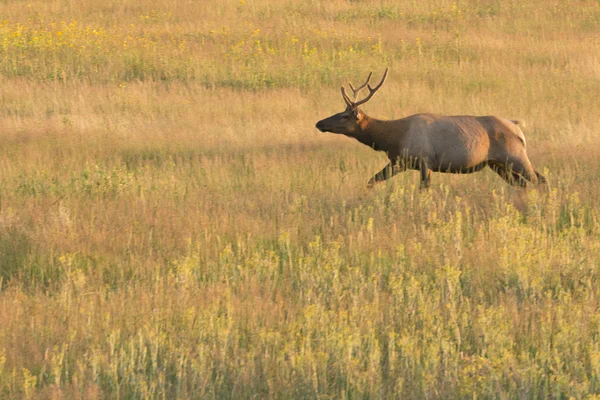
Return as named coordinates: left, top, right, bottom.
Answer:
left=419, top=159, right=432, bottom=189
left=367, top=161, right=404, bottom=187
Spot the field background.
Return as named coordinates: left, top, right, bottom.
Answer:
left=1, top=0, right=600, bottom=398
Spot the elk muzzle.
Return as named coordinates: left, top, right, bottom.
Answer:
left=315, top=120, right=327, bottom=132
left=315, top=112, right=347, bottom=133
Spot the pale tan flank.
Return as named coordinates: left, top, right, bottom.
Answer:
left=316, top=69, right=546, bottom=188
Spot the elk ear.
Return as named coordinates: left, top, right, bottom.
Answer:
left=353, top=108, right=363, bottom=119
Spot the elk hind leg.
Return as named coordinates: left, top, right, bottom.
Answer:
left=490, top=163, right=519, bottom=186
left=508, top=156, right=539, bottom=186
left=490, top=157, right=537, bottom=187
left=535, top=170, right=547, bottom=184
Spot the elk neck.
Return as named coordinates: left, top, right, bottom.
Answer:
left=349, top=113, right=397, bottom=152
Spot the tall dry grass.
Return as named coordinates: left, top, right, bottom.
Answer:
left=1, top=0, right=600, bottom=398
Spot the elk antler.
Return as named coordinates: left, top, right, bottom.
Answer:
left=341, top=68, right=389, bottom=108
left=348, top=72, right=373, bottom=101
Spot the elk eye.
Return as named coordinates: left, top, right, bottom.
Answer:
left=340, top=115, right=348, bottom=120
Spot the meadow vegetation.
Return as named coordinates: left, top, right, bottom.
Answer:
left=1, top=0, right=600, bottom=398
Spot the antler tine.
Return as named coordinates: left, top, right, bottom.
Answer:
left=340, top=86, right=354, bottom=107
left=353, top=67, right=389, bottom=108
left=348, top=72, right=373, bottom=101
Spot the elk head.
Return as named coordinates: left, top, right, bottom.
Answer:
left=315, top=68, right=389, bottom=134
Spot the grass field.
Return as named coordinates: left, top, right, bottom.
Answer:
left=1, top=0, right=600, bottom=398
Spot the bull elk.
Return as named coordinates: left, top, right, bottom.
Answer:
left=315, top=68, right=546, bottom=189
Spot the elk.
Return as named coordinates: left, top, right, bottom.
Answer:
left=315, top=68, right=546, bottom=189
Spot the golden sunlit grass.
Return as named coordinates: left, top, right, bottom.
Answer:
left=1, top=0, right=600, bottom=398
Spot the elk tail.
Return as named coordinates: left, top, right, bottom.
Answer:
left=510, top=119, right=527, bottom=147
left=510, top=119, right=526, bottom=128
